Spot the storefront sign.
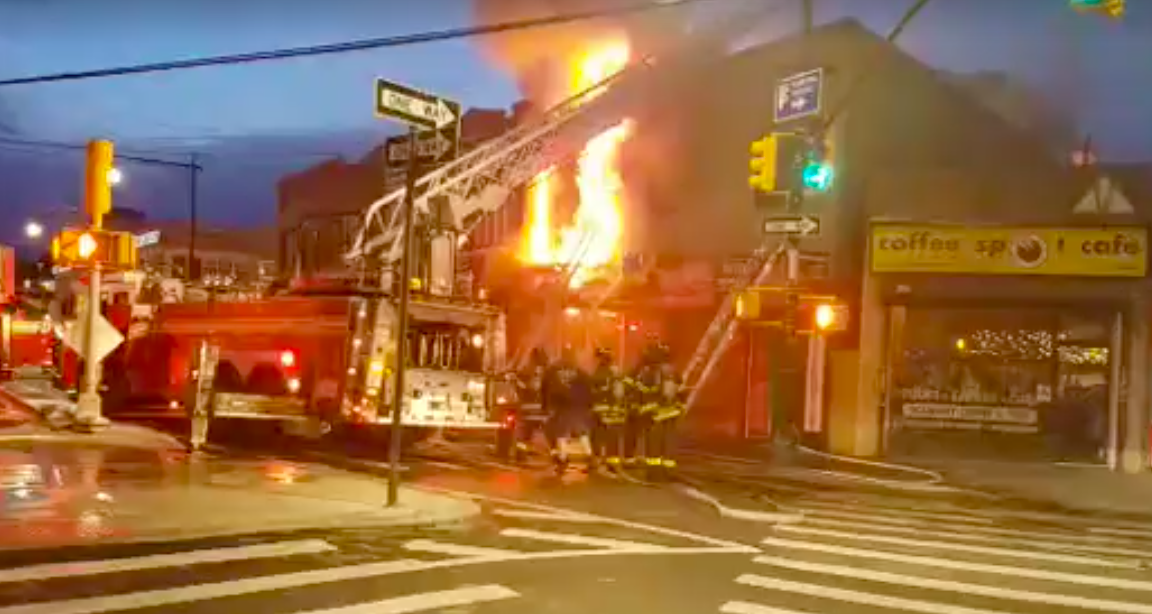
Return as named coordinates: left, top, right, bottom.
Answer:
left=901, top=403, right=1039, bottom=434
left=871, top=223, right=1147, bottom=277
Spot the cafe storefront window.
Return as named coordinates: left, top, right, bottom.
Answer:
left=889, top=307, right=1113, bottom=462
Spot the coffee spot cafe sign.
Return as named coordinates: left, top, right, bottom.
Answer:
left=870, top=222, right=1148, bottom=277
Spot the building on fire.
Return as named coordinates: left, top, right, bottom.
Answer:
left=276, top=18, right=1152, bottom=472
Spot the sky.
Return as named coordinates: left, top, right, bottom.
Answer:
left=0, top=0, right=1149, bottom=245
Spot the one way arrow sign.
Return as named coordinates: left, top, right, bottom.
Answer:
left=386, top=130, right=456, bottom=165
left=763, top=215, right=820, bottom=236
left=375, top=79, right=460, bottom=131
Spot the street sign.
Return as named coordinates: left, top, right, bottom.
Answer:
left=763, top=215, right=820, bottom=236
left=385, top=129, right=458, bottom=166
left=775, top=68, right=824, bottom=123
left=375, top=79, right=461, bottom=131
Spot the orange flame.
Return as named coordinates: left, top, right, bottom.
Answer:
left=521, top=39, right=632, bottom=288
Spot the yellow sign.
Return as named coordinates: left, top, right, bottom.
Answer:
left=871, top=223, right=1147, bottom=277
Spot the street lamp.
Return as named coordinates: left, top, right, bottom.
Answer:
left=24, top=221, right=44, bottom=239
left=107, top=167, right=123, bottom=186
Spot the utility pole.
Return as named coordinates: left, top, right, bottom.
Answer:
left=188, top=153, right=199, bottom=281
left=386, top=127, right=419, bottom=507
left=75, top=140, right=115, bottom=430
left=802, top=0, right=814, bottom=33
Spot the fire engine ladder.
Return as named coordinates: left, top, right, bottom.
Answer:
left=344, top=2, right=775, bottom=275
left=681, top=241, right=788, bottom=413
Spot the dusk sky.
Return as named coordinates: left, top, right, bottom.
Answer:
left=0, top=0, right=1148, bottom=245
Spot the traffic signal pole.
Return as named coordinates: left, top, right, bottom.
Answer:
left=75, top=140, right=115, bottom=430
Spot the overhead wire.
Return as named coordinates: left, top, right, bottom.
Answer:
left=0, top=0, right=734, bottom=87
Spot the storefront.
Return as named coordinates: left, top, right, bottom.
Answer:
left=869, top=222, right=1148, bottom=464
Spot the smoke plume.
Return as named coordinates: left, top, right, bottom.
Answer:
left=471, top=0, right=687, bottom=104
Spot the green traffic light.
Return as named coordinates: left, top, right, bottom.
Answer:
left=801, top=162, right=833, bottom=192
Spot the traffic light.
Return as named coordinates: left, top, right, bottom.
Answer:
left=1070, top=0, right=1124, bottom=18
left=748, top=136, right=776, bottom=193
left=51, top=228, right=137, bottom=269
left=801, top=135, right=834, bottom=193
left=84, top=140, right=116, bottom=227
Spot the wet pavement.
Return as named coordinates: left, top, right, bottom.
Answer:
left=0, top=441, right=477, bottom=551
left=3, top=435, right=1152, bottom=614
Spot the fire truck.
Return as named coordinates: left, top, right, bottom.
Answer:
left=110, top=287, right=506, bottom=443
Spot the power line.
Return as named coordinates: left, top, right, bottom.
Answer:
left=0, top=135, right=345, bottom=166
left=0, top=0, right=723, bottom=87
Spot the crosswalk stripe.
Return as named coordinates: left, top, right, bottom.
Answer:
left=292, top=585, right=518, bottom=614
left=797, top=506, right=1144, bottom=548
left=498, top=528, right=668, bottom=550
left=492, top=509, right=600, bottom=522
left=401, top=539, right=520, bottom=558
left=736, top=574, right=1005, bottom=614
left=719, top=601, right=807, bottom=614
left=758, top=538, right=1152, bottom=591
left=0, top=559, right=425, bottom=614
left=775, top=526, right=1133, bottom=568
left=797, top=515, right=1151, bottom=559
left=1091, top=526, right=1152, bottom=540
left=0, top=539, right=337, bottom=585
left=790, top=501, right=996, bottom=525
left=754, top=555, right=1152, bottom=613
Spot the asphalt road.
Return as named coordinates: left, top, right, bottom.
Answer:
left=4, top=433, right=1152, bottom=614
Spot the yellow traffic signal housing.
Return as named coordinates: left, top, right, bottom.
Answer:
left=84, top=140, right=115, bottom=226
left=748, top=136, right=777, bottom=193
left=733, top=287, right=850, bottom=334
left=51, top=228, right=137, bottom=270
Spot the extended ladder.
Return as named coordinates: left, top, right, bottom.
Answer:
left=681, top=241, right=787, bottom=412
left=344, top=3, right=775, bottom=273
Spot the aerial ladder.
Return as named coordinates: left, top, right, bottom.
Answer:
left=344, top=1, right=778, bottom=278
left=342, top=1, right=788, bottom=392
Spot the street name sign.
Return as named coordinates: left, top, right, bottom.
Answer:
left=775, top=68, right=824, bottom=123
left=764, top=215, right=820, bottom=236
left=375, top=79, right=461, bottom=131
left=386, top=129, right=458, bottom=166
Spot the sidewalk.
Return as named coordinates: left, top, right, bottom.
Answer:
left=901, top=457, right=1152, bottom=519
left=0, top=373, right=184, bottom=451
left=0, top=375, right=479, bottom=550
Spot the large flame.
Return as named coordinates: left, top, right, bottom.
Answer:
left=521, top=40, right=632, bottom=288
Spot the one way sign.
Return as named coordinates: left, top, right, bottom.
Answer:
left=375, top=79, right=460, bottom=131
left=763, top=215, right=820, bottom=236
left=386, top=129, right=458, bottom=166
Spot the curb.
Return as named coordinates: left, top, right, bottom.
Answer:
left=0, top=492, right=482, bottom=555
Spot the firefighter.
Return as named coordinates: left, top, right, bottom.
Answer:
left=544, top=347, right=591, bottom=474
left=590, top=347, right=627, bottom=471
left=628, top=337, right=682, bottom=479
left=513, top=347, right=551, bottom=463
left=645, top=360, right=684, bottom=479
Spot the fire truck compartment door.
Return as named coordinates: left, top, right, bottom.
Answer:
left=213, top=392, right=309, bottom=421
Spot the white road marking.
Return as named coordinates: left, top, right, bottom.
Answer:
left=293, top=585, right=518, bottom=613
left=797, top=515, right=1152, bottom=559
left=415, top=485, right=759, bottom=552
left=755, top=555, right=1152, bottom=614
left=492, top=508, right=601, bottom=523
left=0, top=539, right=336, bottom=584
left=1091, top=526, right=1152, bottom=540
left=795, top=505, right=1145, bottom=547
left=677, top=486, right=805, bottom=524
left=499, top=528, right=668, bottom=550
left=421, top=461, right=467, bottom=471
left=719, top=601, right=807, bottom=614
left=759, top=537, right=1152, bottom=591
left=790, top=501, right=996, bottom=525
left=0, top=546, right=751, bottom=614
left=776, top=525, right=1135, bottom=568
left=736, top=574, right=1005, bottom=614
left=402, top=539, right=520, bottom=558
